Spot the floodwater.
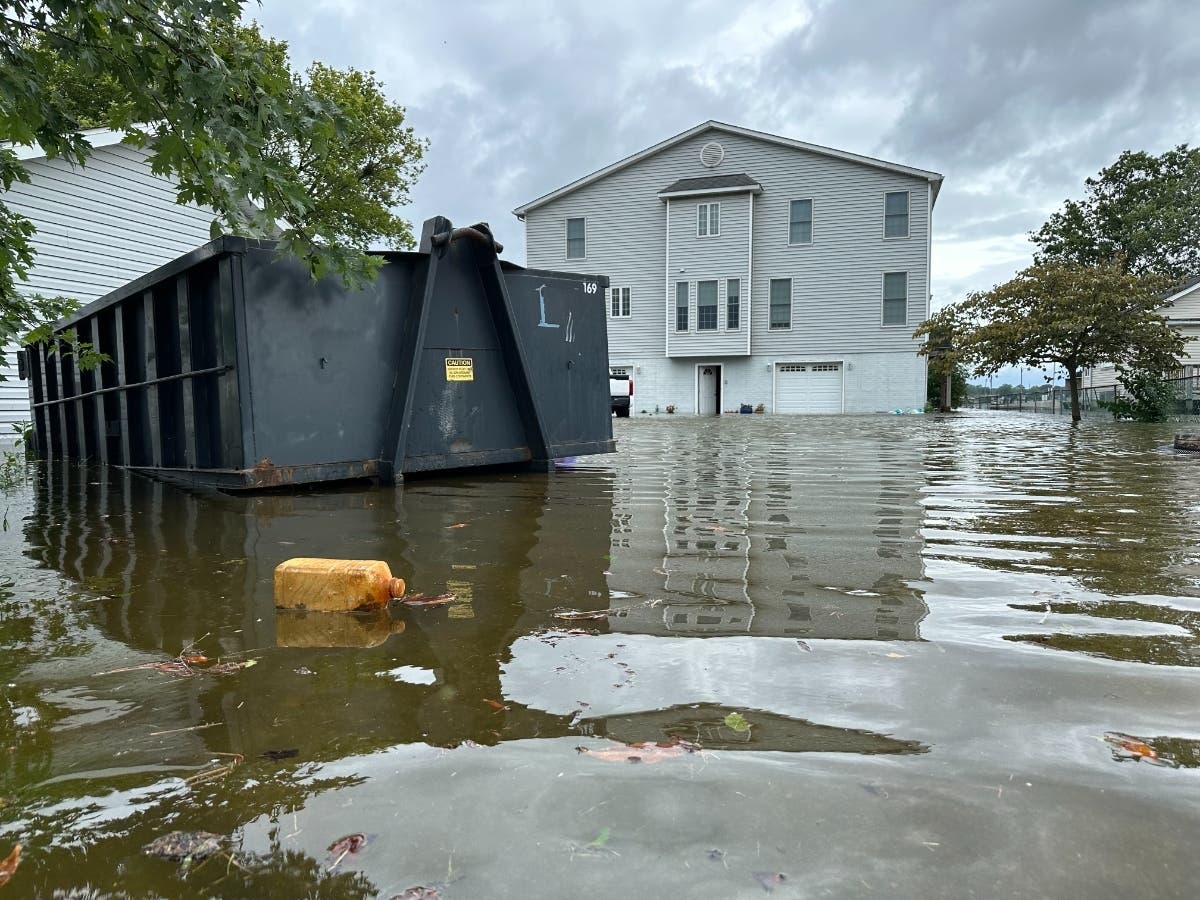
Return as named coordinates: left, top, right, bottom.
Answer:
left=2, top=413, right=1199, bottom=898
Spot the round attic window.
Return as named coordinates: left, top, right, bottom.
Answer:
left=699, top=141, right=725, bottom=168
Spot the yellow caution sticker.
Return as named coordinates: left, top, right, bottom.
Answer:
left=445, top=357, right=474, bottom=381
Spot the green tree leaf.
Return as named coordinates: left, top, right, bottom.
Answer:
left=1, top=3, right=427, bottom=376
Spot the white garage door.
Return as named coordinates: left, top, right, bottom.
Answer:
left=775, top=362, right=843, bottom=413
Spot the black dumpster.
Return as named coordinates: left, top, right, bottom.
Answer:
left=23, top=216, right=614, bottom=490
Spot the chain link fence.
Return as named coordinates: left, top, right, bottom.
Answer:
left=965, top=373, right=1200, bottom=418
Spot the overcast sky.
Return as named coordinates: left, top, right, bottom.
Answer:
left=253, top=0, right=1199, bottom=386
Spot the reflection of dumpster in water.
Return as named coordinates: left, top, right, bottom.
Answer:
left=22, top=217, right=613, bottom=491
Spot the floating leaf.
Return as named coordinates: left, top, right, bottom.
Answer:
left=576, top=737, right=699, bottom=764
left=326, top=833, right=369, bottom=871
left=553, top=609, right=608, bottom=621
left=724, top=712, right=751, bottom=733
left=143, top=831, right=224, bottom=862
left=1103, top=731, right=1180, bottom=767
left=0, top=845, right=20, bottom=888
left=483, top=699, right=509, bottom=712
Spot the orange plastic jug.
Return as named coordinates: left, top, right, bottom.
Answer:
left=274, top=558, right=407, bottom=612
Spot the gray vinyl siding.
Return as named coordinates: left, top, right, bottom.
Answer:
left=523, top=128, right=932, bottom=365
left=667, top=192, right=750, bottom=357
left=524, top=166, right=668, bottom=357
left=0, top=143, right=214, bottom=427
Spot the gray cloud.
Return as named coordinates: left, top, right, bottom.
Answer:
left=251, top=0, right=1200, bottom=317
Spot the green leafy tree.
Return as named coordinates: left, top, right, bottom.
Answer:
left=925, top=362, right=966, bottom=409
left=1, top=2, right=427, bottom=373
left=915, top=259, right=1185, bottom=422
left=1031, top=146, right=1200, bottom=281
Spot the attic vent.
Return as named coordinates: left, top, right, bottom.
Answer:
left=699, top=141, right=725, bottom=168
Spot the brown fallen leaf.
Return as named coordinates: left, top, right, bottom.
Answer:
left=1104, top=731, right=1179, bottom=767
left=260, top=748, right=299, bottom=761
left=0, top=845, right=20, bottom=889
left=446, top=523, right=469, bottom=529
left=326, top=833, right=368, bottom=871
left=553, top=609, right=608, bottom=621
left=483, top=699, right=510, bottom=712
left=399, top=592, right=456, bottom=608
left=180, top=652, right=209, bottom=664
left=576, top=736, right=699, bottom=764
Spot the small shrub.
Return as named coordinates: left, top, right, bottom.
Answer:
left=1101, top=370, right=1177, bottom=422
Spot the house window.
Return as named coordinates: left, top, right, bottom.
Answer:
left=884, top=192, right=909, bottom=238
left=675, top=281, right=689, bottom=331
left=697, top=280, right=718, bottom=331
left=697, top=202, right=720, bottom=237
left=566, top=217, right=586, bottom=258
left=726, top=278, right=740, bottom=329
left=789, top=199, right=813, bottom=244
left=769, top=278, right=792, bottom=330
left=609, top=286, right=630, bottom=318
left=883, top=271, right=908, bottom=325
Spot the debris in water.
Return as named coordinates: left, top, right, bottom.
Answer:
left=399, top=592, right=456, bottom=608
left=860, top=782, right=889, bottom=798
left=446, top=523, right=469, bottom=529
left=575, top=736, right=700, bottom=764
left=143, top=831, right=224, bottom=862
left=184, top=752, right=244, bottom=785
left=795, top=639, right=812, bottom=652
left=707, top=848, right=727, bottom=863
left=552, top=609, right=608, bottom=621
left=293, top=666, right=316, bottom=676
left=326, top=833, right=368, bottom=871
left=724, top=712, right=751, bottom=733
left=261, top=748, right=300, bottom=761
left=0, top=845, right=20, bottom=889
left=208, top=660, right=258, bottom=676
left=392, top=888, right=443, bottom=899
left=483, top=699, right=510, bottom=712
left=752, top=871, right=787, bottom=892
left=1104, top=732, right=1180, bottom=768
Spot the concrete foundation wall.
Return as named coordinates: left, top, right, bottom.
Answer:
left=615, top=350, right=925, bottom=415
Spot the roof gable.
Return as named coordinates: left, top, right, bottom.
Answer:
left=513, top=121, right=944, bottom=216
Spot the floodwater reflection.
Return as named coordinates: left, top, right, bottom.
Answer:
left=3, top=414, right=1200, bottom=897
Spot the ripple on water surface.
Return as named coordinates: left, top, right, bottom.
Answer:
left=1, top=413, right=1199, bottom=897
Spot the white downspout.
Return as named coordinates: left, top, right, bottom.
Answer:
left=665, top=198, right=671, bottom=359
left=746, top=191, right=754, bottom=357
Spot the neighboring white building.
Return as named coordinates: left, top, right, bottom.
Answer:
left=1083, top=275, right=1200, bottom=389
left=1, top=129, right=214, bottom=430
left=514, top=121, right=943, bottom=415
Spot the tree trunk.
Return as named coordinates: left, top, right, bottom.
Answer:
left=939, top=371, right=952, bottom=413
left=1067, top=365, right=1081, bottom=423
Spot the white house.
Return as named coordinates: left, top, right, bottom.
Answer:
left=513, top=121, right=943, bottom=415
left=1, top=129, right=214, bottom=431
left=1083, top=275, right=1200, bottom=389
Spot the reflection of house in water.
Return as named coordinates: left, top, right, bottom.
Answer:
left=606, top=427, right=927, bottom=640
